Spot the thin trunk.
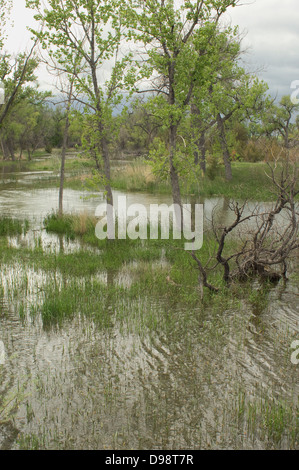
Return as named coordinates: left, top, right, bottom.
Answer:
left=217, top=113, right=232, bottom=181
left=9, top=143, right=15, bottom=161
left=59, top=82, right=73, bottom=217
left=101, top=132, right=113, bottom=207
left=168, top=61, right=182, bottom=223
left=169, top=124, right=183, bottom=232
left=191, top=104, right=206, bottom=173
left=89, top=8, right=113, bottom=210
left=196, top=131, right=206, bottom=173
left=169, top=124, right=181, bottom=208
left=0, top=139, right=7, bottom=160
left=284, top=128, right=289, bottom=149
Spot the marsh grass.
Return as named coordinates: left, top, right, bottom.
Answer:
left=0, top=217, right=29, bottom=236
left=41, top=211, right=278, bottom=309
left=1, top=243, right=297, bottom=449
left=3, top=154, right=297, bottom=202
left=111, top=160, right=170, bottom=193
left=110, top=161, right=293, bottom=200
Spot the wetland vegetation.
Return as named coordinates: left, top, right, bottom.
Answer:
left=0, top=0, right=298, bottom=451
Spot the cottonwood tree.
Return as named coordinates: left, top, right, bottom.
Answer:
left=1, top=0, right=40, bottom=128
left=213, top=74, right=269, bottom=180
left=0, top=86, right=50, bottom=160
left=188, top=24, right=242, bottom=175
left=27, top=0, right=131, bottom=208
left=126, top=0, right=240, bottom=209
left=263, top=95, right=299, bottom=149
left=0, top=47, right=39, bottom=129
left=118, top=97, right=163, bottom=155
left=188, top=27, right=269, bottom=180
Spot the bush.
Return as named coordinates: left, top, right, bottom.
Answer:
left=242, top=139, right=265, bottom=162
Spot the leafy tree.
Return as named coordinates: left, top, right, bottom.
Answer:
left=187, top=26, right=270, bottom=179
left=0, top=87, right=50, bottom=160
left=0, top=0, right=39, bottom=129
left=263, top=95, right=299, bottom=149
left=126, top=0, right=239, bottom=208
left=26, top=0, right=132, bottom=208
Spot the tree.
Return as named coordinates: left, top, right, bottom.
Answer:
left=191, top=160, right=299, bottom=294
left=0, top=87, right=50, bottom=160
left=116, top=97, right=163, bottom=156
left=58, top=76, right=76, bottom=216
left=27, top=0, right=131, bottom=211
left=126, top=0, right=239, bottom=209
left=0, top=0, right=39, bottom=129
left=263, top=95, right=299, bottom=149
left=187, top=26, right=270, bottom=180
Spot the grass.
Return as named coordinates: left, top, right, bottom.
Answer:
left=0, top=216, right=29, bottom=236
left=1, top=154, right=298, bottom=449
left=111, top=160, right=292, bottom=201
left=2, top=151, right=291, bottom=201
left=111, top=160, right=170, bottom=194
left=1, top=230, right=297, bottom=449
left=3, top=211, right=273, bottom=313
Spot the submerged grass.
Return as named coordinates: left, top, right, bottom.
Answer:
left=0, top=217, right=29, bottom=236
left=0, top=186, right=298, bottom=450
left=1, top=229, right=298, bottom=449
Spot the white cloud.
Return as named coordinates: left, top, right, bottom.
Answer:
left=225, top=0, right=299, bottom=98
left=4, top=0, right=299, bottom=100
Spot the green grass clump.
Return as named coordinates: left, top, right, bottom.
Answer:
left=44, top=213, right=76, bottom=239
left=0, top=217, right=29, bottom=236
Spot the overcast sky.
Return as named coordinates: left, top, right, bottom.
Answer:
left=5, top=0, right=299, bottom=101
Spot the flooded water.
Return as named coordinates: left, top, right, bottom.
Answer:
left=0, top=162, right=298, bottom=450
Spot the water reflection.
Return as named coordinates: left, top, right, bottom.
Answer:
left=0, top=163, right=298, bottom=450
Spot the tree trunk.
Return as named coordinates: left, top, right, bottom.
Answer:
left=169, top=123, right=183, bottom=231
left=191, top=103, right=206, bottom=173
left=217, top=114, right=232, bottom=181
left=8, top=140, right=15, bottom=161
left=59, top=82, right=73, bottom=217
left=101, top=133, right=113, bottom=207
left=91, top=55, right=113, bottom=209
left=59, top=118, right=69, bottom=217
left=0, top=139, right=8, bottom=160
left=169, top=124, right=181, bottom=207
left=196, top=131, right=206, bottom=173
left=168, top=64, right=182, bottom=214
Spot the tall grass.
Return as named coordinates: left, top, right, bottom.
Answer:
left=111, top=160, right=170, bottom=193
left=0, top=217, right=29, bottom=236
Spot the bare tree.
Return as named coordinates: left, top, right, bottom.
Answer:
left=191, top=159, right=299, bottom=294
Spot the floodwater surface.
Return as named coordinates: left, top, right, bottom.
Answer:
left=0, top=162, right=298, bottom=450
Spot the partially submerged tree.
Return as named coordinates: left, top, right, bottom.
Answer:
left=191, top=160, right=299, bottom=294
